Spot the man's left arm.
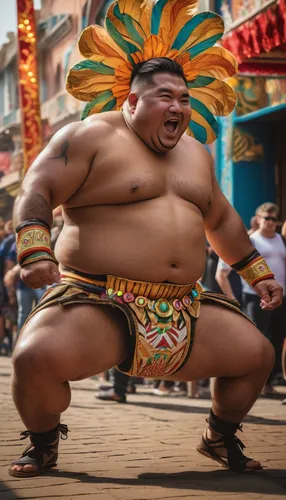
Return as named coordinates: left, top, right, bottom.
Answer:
left=204, top=163, right=282, bottom=310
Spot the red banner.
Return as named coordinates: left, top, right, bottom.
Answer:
left=223, top=0, right=286, bottom=64
left=17, top=0, right=42, bottom=173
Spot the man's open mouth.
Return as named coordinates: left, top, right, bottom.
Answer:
left=164, top=118, right=180, bottom=133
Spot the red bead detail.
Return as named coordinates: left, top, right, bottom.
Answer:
left=123, top=292, right=135, bottom=303
left=182, top=296, right=191, bottom=307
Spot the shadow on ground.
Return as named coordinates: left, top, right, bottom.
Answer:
left=0, top=483, right=19, bottom=499
left=25, top=468, right=285, bottom=494
left=125, top=401, right=286, bottom=426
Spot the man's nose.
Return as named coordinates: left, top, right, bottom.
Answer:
left=169, top=100, right=183, bottom=113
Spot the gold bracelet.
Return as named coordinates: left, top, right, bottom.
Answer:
left=238, top=256, right=274, bottom=287
left=16, top=224, right=57, bottom=267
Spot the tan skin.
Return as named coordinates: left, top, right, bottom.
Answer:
left=11, top=73, right=282, bottom=474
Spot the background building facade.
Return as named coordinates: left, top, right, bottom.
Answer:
left=214, top=0, right=286, bottom=227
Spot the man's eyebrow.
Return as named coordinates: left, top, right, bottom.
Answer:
left=157, top=87, right=172, bottom=93
left=157, top=87, right=189, bottom=98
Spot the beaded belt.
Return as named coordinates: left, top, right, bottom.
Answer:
left=60, top=269, right=201, bottom=315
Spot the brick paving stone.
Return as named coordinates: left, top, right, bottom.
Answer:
left=0, top=357, right=285, bottom=500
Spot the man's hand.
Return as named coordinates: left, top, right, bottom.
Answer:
left=253, top=279, right=283, bottom=310
left=20, top=261, right=61, bottom=289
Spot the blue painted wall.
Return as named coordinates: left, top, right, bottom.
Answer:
left=216, top=117, right=276, bottom=228
left=232, top=122, right=276, bottom=227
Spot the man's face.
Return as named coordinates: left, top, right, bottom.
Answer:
left=128, top=72, right=192, bottom=153
left=257, top=211, right=278, bottom=235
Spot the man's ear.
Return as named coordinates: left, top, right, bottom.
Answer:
left=128, top=92, right=138, bottom=114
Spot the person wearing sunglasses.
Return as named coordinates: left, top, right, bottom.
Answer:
left=241, top=203, right=286, bottom=396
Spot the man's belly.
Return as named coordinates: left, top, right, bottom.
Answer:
left=56, top=199, right=206, bottom=284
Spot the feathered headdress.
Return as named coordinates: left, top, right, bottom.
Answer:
left=66, top=0, right=237, bottom=144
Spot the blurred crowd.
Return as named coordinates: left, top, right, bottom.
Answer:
left=0, top=207, right=63, bottom=355
left=0, top=202, right=285, bottom=404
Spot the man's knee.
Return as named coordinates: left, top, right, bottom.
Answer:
left=12, top=332, right=60, bottom=381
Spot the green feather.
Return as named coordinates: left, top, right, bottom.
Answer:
left=188, top=76, right=215, bottom=89
left=151, top=0, right=169, bottom=35
left=81, top=90, right=113, bottom=120
left=73, top=60, right=114, bottom=75
left=188, top=34, right=223, bottom=58
left=101, top=97, right=117, bottom=112
left=106, top=18, right=138, bottom=55
left=114, top=3, right=144, bottom=46
left=190, top=96, right=218, bottom=138
left=171, top=12, right=218, bottom=51
left=188, top=121, right=207, bottom=144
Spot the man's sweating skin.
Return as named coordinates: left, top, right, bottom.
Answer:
left=11, top=73, right=282, bottom=475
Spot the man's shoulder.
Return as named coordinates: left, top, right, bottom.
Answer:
left=182, top=134, right=213, bottom=161
left=58, top=112, right=122, bottom=142
left=84, top=111, right=123, bottom=131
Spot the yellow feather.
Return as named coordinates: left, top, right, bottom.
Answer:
left=190, top=108, right=217, bottom=143
left=107, top=2, right=144, bottom=50
left=191, top=46, right=238, bottom=78
left=66, top=71, right=116, bottom=101
left=88, top=55, right=128, bottom=70
left=78, top=25, right=128, bottom=61
left=117, top=0, right=151, bottom=38
left=142, top=35, right=169, bottom=60
left=175, top=16, right=224, bottom=54
left=168, top=0, right=199, bottom=46
left=190, top=80, right=236, bottom=116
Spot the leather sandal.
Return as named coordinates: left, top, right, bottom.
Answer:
left=9, top=423, right=68, bottom=478
left=197, top=410, right=262, bottom=473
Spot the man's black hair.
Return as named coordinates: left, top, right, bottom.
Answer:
left=130, top=57, right=188, bottom=87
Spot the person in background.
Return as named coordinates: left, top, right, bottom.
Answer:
left=96, top=368, right=130, bottom=403
left=0, top=221, right=16, bottom=352
left=247, top=216, right=259, bottom=236
left=215, top=259, right=242, bottom=303
left=241, top=203, right=286, bottom=395
left=4, top=242, right=46, bottom=336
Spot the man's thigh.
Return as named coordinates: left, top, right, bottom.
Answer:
left=169, top=303, right=270, bottom=382
left=13, top=303, right=128, bottom=381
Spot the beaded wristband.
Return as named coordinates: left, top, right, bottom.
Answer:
left=231, top=251, right=274, bottom=287
left=16, top=220, right=57, bottom=268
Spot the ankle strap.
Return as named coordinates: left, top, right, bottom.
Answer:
left=208, top=409, right=242, bottom=436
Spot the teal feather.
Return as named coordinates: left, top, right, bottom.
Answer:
left=81, top=90, right=113, bottom=120
left=171, top=12, right=218, bottom=51
left=190, top=96, right=218, bottom=136
left=188, top=121, right=207, bottom=144
left=114, top=3, right=144, bottom=46
left=151, top=0, right=169, bottom=35
left=106, top=18, right=138, bottom=55
left=188, top=34, right=223, bottom=58
left=102, top=97, right=117, bottom=112
left=73, top=60, right=114, bottom=74
left=188, top=76, right=215, bottom=88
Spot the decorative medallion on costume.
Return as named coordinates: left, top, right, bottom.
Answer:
left=66, top=0, right=238, bottom=144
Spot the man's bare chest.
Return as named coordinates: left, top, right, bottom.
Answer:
left=65, top=143, right=212, bottom=214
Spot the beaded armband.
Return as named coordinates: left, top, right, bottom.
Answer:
left=231, top=249, right=274, bottom=287
left=16, top=219, right=57, bottom=268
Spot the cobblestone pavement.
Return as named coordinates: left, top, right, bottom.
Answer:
left=0, top=357, right=285, bottom=500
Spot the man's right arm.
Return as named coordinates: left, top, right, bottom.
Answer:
left=13, top=120, right=96, bottom=227
left=13, top=119, right=99, bottom=287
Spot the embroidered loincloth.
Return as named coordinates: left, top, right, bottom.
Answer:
left=25, top=268, right=252, bottom=378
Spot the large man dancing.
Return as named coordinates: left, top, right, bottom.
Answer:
left=10, top=0, right=282, bottom=477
